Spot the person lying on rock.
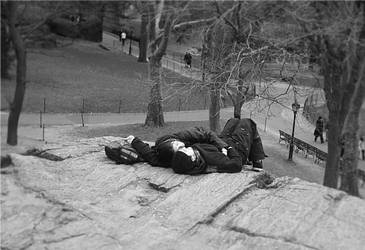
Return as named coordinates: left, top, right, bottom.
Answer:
left=105, top=118, right=266, bottom=175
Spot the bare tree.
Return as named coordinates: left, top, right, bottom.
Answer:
left=3, top=1, right=78, bottom=145
left=5, top=1, right=26, bottom=145
left=144, top=1, right=173, bottom=127
left=292, top=1, right=365, bottom=195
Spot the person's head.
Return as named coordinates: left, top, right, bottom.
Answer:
left=156, top=139, right=185, bottom=164
left=318, top=116, right=322, bottom=120
left=361, top=137, right=364, bottom=142
left=171, top=147, right=195, bottom=174
left=171, top=146, right=205, bottom=174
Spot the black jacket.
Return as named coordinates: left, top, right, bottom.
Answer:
left=155, top=127, right=228, bottom=150
left=219, top=118, right=265, bottom=164
left=131, top=127, right=242, bottom=174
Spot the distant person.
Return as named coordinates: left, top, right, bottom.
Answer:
left=184, top=51, right=192, bottom=68
left=360, top=137, right=365, bottom=160
left=121, top=31, right=127, bottom=46
left=314, top=116, right=324, bottom=143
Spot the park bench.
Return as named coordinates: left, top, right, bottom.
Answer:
left=278, top=131, right=365, bottom=184
left=278, top=130, right=328, bottom=165
left=279, top=130, right=291, bottom=146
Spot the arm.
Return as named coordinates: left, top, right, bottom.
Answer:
left=131, top=137, right=167, bottom=167
left=217, top=147, right=242, bottom=173
left=204, top=147, right=242, bottom=174
left=173, top=127, right=228, bottom=150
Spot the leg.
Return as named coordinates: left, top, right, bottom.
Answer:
left=320, top=133, right=324, bottom=143
left=220, top=118, right=240, bottom=138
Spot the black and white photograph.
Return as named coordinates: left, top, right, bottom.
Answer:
left=1, top=0, right=365, bottom=249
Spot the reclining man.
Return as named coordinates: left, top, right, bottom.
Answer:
left=106, top=118, right=266, bottom=175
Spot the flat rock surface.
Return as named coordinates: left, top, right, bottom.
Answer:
left=2, top=136, right=365, bottom=250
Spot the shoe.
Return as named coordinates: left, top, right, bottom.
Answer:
left=253, top=160, right=263, bottom=169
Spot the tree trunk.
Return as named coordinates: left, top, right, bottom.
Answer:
left=144, top=55, right=164, bottom=127
left=138, top=7, right=148, bottom=63
left=339, top=88, right=362, bottom=195
left=1, top=17, right=12, bottom=79
left=209, top=83, right=221, bottom=133
left=144, top=9, right=173, bottom=127
left=323, top=112, right=341, bottom=188
left=7, top=2, right=26, bottom=146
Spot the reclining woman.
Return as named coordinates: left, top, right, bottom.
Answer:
left=106, top=118, right=266, bottom=175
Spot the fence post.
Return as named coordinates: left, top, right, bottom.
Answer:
left=39, top=110, right=42, bottom=128
left=119, top=100, right=122, bottom=113
left=264, top=117, right=267, bottom=132
left=42, top=124, right=45, bottom=141
left=43, top=98, right=46, bottom=113
left=81, top=98, right=85, bottom=127
left=178, top=99, right=182, bottom=111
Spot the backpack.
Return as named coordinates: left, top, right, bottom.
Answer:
left=105, top=143, right=142, bottom=165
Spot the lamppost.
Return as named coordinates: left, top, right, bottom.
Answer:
left=288, top=101, right=300, bottom=161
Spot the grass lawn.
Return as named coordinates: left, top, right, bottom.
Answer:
left=69, top=120, right=212, bottom=141
left=1, top=40, right=208, bottom=113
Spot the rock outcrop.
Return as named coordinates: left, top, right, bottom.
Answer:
left=1, top=137, right=365, bottom=249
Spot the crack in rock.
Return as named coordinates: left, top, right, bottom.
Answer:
left=228, top=226, right=320, bottom=250
left=13, top=177, right=93, bottom=221
left=42, top=233, right=86, bottom=244
left=148, top=182, right=180, bottom=193
left=23, top=148, right=65, bottom=161
left=186, top=183, right=258, bottom=234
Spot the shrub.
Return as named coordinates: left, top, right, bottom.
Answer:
left=47, top=17, right=79, bottom=38
left=79, top=15, right=102, bottom=42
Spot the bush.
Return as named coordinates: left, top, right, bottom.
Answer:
left=47, top=17, right=79, bottom=38
left=79, top=15, right=102, bottom=42
left=47, top=16, right=102, bottom=42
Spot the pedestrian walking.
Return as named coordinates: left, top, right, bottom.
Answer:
left=359, top=137, right=365, bottom=160
left=184, top=51, right=192, bottom=68
left=314, top=116, right=324, bottom=143
left=121, top=31, right=127, bottom=46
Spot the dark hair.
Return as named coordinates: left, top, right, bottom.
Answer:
left=156, top=139, right=177, bottom=165
left=318, top=116, right=322, bottom=119
left=171, top=151, right=194, bottom=174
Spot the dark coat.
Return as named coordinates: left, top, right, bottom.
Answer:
left=131, top=127, right=228, bottom=167
left=131, top=127, right=242, bottom=174
left=131, top=138, right=242, bottom=174
left=131, top=120, right=266, bottom=175
left=316, top=118, right=324, bottom=133
left=220, top=118, right=266, bottom=164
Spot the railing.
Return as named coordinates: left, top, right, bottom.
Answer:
left=279, top=130, right=327, bottom=164
left=279, top=130, right=365, bottom=184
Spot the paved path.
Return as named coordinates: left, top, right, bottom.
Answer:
left=102, top=32, right=202, bottom=80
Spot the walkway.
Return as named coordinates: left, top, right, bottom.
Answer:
left=102, top=32, right=202, bottom=80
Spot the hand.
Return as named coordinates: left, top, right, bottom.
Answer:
left=222, top=148, right=228, bottom=156
left=125, top=135, right=135, bottom=144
